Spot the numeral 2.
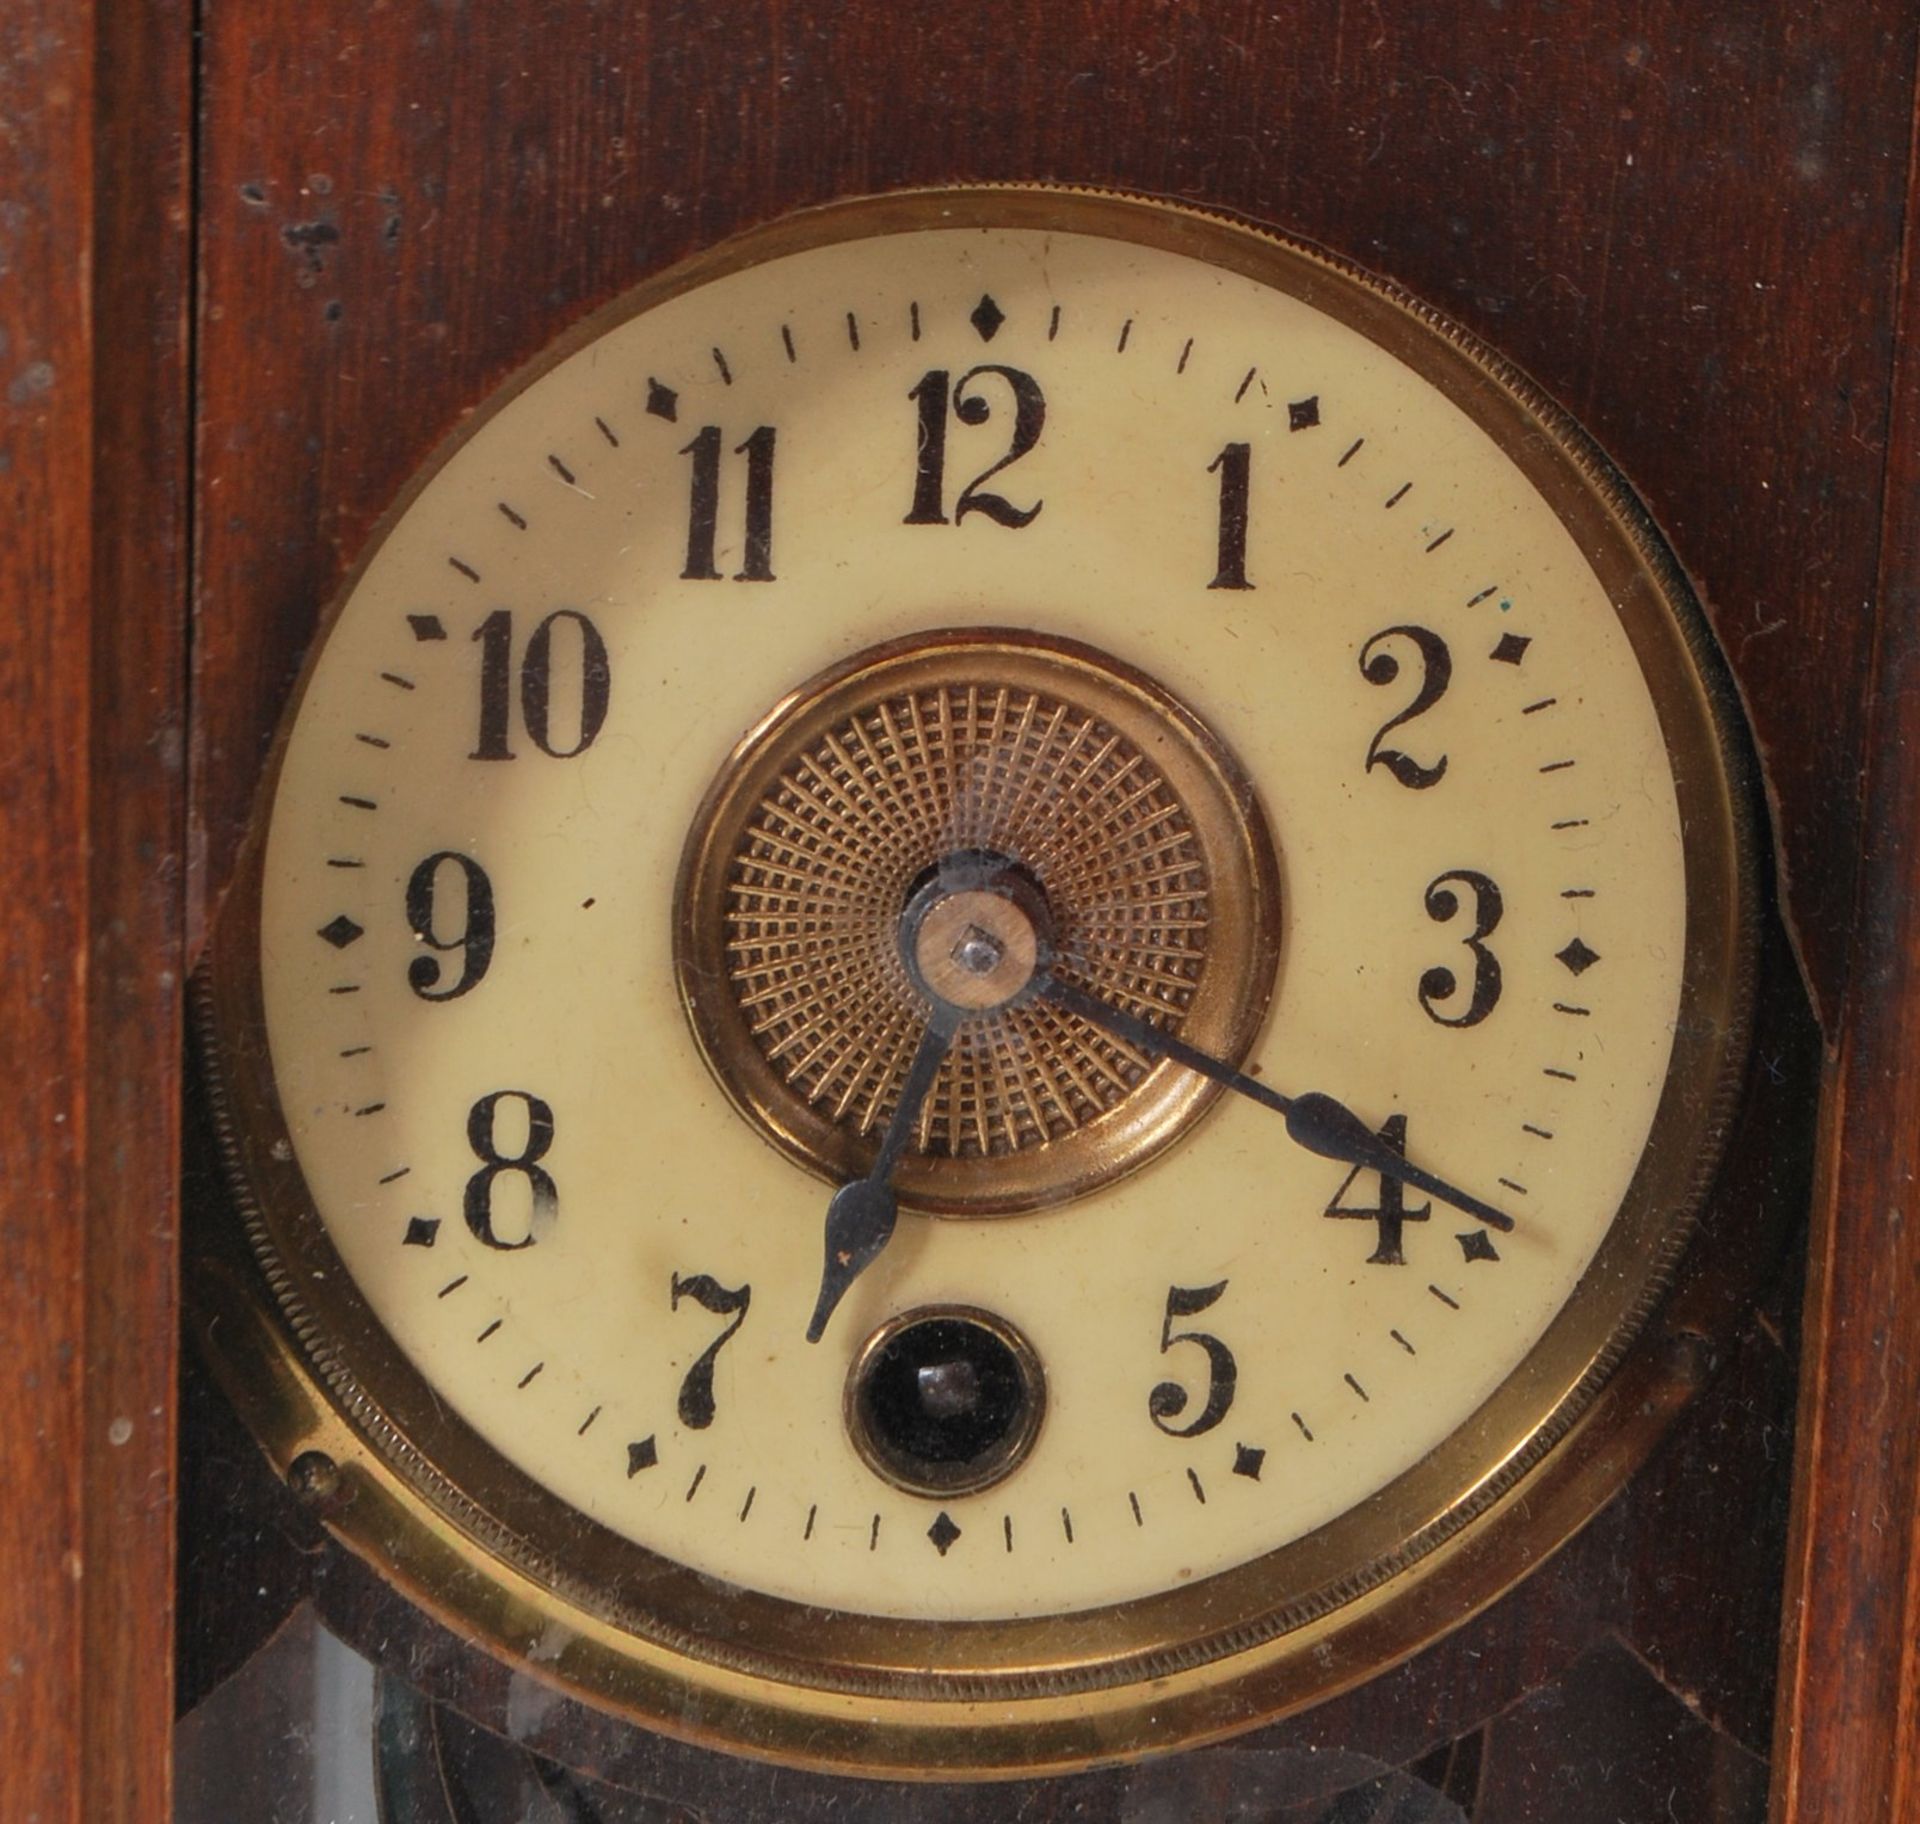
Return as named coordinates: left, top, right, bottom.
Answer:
left=1360, top=625, right=1451, bottom=788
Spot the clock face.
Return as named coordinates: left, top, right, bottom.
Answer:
left=203, top=189, right=1753, bottom=1774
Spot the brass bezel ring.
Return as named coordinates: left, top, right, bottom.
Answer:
left=194, top=183, right=1760, bottom=1781
left=673, top=628, right=1283, bottom=1214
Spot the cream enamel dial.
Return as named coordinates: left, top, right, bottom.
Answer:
left=205, top=190, right=1752, bottom=1773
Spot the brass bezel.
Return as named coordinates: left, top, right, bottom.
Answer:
left=673, top=628, right=1283, bottom=1214
left=194, top=184, right=1759, bottom=1780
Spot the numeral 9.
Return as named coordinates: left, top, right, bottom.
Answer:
left=405, top=851, right=495, bottom=1001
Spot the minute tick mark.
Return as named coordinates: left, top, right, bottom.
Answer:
left=1187, top=1467, right=1207, bottom=1504
left=447, top=557, right=480, bottom=584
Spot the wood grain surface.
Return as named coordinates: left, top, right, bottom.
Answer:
left=82, top=2, right=193, bottom=1819
left=1772, top=66, right=1920, bottom=1824
left=0, top=4, right=192, bottom=1823
left=0, top=11, right=95, bottom=1819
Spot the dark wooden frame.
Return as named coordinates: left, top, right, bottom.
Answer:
left=0, top=3, right=192, bottom=1821
left=5, top=4, right=1917, bottom=1817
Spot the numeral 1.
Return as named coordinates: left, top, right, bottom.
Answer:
left=681, top=424, right=777, bottom=581
left=1208, top=442, right=1253, bottom=590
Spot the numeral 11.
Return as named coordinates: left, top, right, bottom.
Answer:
left=681, top=424, right=777, bottom=582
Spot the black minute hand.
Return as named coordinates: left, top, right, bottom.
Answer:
left=805, top=1000, right=963, bottom=1344
left=1038, top=974, right=1514, bottom=1233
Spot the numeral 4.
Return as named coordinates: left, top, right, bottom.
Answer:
left=1323, top=1113, right=1431, bottom=1264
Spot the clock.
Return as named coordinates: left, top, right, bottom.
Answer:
left=194, top=187, right=1758, bottom=1780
